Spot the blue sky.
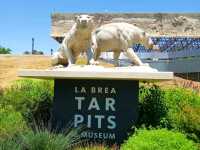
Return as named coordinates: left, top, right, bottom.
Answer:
left=0, top=0, right=200, bottom=55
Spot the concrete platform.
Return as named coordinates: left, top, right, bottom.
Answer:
left=18, top=65, right=174, bottom=80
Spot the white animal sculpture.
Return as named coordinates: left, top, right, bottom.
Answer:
left=51, top=14, right=94, bottom=66
left=90, top=22, right=160, bottom=66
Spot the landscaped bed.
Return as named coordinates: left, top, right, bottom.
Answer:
left=0, top=79, right=199, bottom=149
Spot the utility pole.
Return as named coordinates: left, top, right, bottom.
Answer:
left=32, top=38, right=35, bottom=54
left=51, top=49, right=53, bottom=55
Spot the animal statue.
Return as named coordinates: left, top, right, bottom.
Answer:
left=51, top=14, right=95, bottom=66
left=90, top=22, right=160, bottom=66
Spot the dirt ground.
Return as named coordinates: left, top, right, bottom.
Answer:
left=0, top=55, right=51, bottom=89
left=0, top=54, right=199, bottom=92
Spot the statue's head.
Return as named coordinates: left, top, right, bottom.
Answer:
left=141, top=32, right=160, bottom=50
left=75, top=14, right=94, bottom=29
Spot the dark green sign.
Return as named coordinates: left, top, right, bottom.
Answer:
left=52, top=79, right=138, bottom=144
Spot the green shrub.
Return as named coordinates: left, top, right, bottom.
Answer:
left=0, top=46, right=11, bottom=54
left=19, top=128, right=80, bottom=150
left=164, top=88, right=200, bottom=141
left=121, top=128, right=198, bottom=150
left=138, top=85, right=200, bottom=142
left=0, top=138, right=22, bottom=150
left=0, top=105, right=28, bottom=140
left=0, top=127, right=81, bottom=150
left=74, top=145, right=111, bottom=150
left=0, top=79, right=54, bottom=126
left=138, top=84, right=167, bottom=126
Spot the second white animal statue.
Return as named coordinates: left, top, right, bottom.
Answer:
left=90, top=22, right=159, bottom=66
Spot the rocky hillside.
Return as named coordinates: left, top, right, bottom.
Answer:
left=51, top=13, right=200, bottom=42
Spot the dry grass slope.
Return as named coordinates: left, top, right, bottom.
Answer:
left=0, top=55, right=51, bottom=88
left=1, top=55, right=200, bottom=92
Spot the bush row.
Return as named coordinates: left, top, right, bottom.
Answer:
left=0, top=128, right=197, bottom=150
left=0, top=79, right=199, bottom=149
left=138, top=84, right=200, bottom=142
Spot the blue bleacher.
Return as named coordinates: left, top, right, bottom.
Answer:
left=133, top=37, right=200, bottom=52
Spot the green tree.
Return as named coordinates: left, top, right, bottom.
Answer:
left=0, top=46, right=12, bottom=54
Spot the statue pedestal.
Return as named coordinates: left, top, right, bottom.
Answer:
left=18, top=65, right=173, bottom=145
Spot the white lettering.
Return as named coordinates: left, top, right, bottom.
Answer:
left=74, top=114, right=84, bottom=127
left=88, top=97, right=100, bottom=110
left=75, top=86, right=78, bottom=93
left=75, top=97, right=85, bottom=110
left=106, top=98, right=115, bottom=111
left=81, top=87, right=86, bottom=93
left=109, top=133, right=115, bottom=139
left=105, top=87, right=108, bottom=94
left=81, top=131, right=115, bottom=139
left=91, top=87, right=96, bottom=94
left=95, top=115, right=105, bottom=128
left=98, top=87, right=103, bottom=94
left=110, top=88, right=116, bottom=94
left=107, top=116, right=116, bottom=129
left=87, top=115, right=92, bottom=128
left=99, top=132, right=102, bottom=139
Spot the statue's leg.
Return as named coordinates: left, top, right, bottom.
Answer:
left=51, top=46, right=68, bottom=66
left=125, top=48, right=143, bottom=66
left=90, top=48, right=101, bottom=65
left=113, top=51, right=120, bottom=66
left=51, top=52, right=60, bottom=66
left=65, top=48, right=75, bottom=66
left=87, top=48, right=93, bottom=62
